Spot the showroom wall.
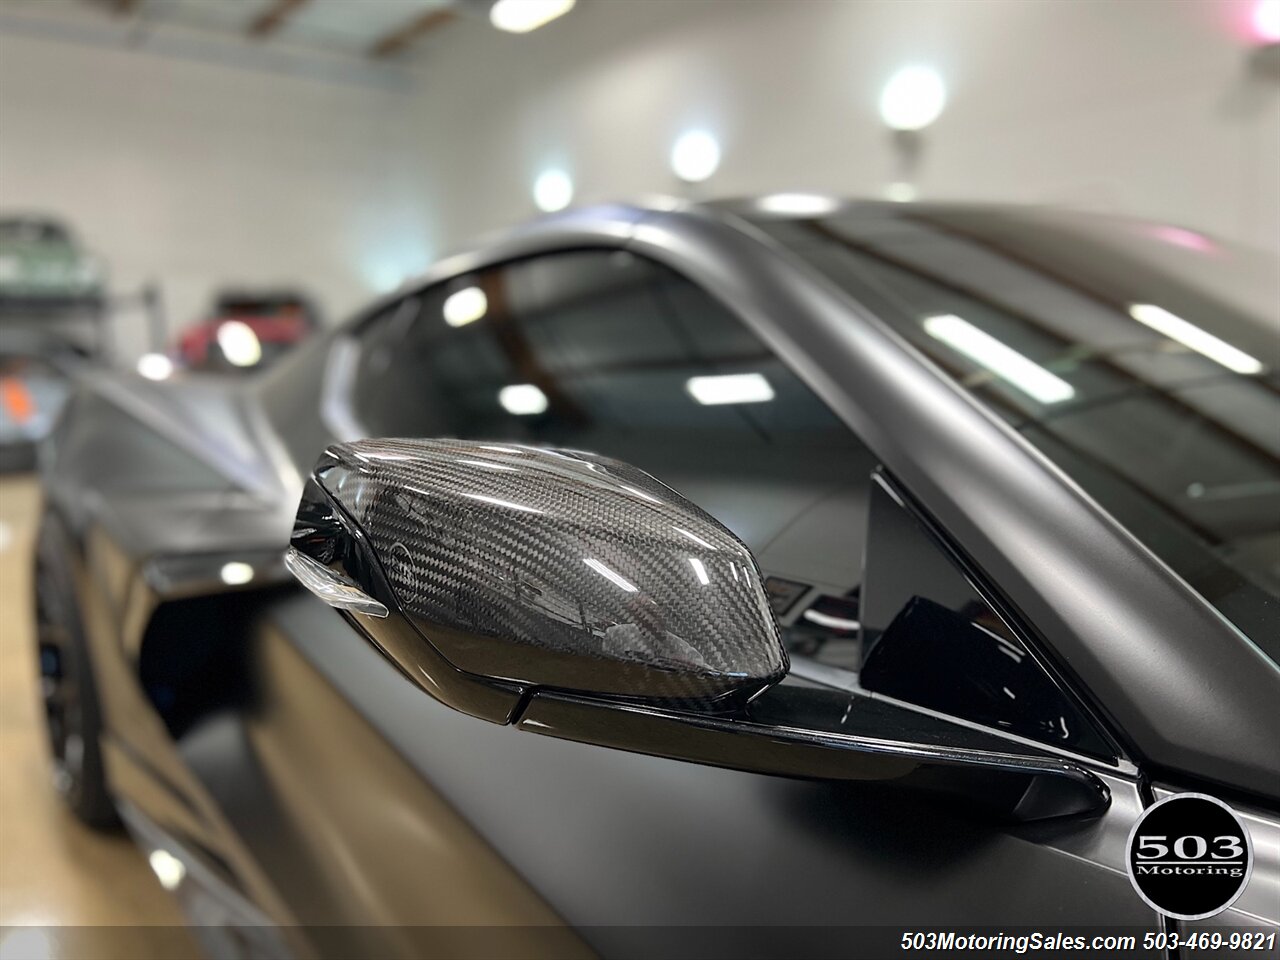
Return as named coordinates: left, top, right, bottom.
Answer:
left=1, top=0, right=1277, bottom=362
left=410, top=0, right=1280, bottom=256
left=0, top=26, right=430, bottom=357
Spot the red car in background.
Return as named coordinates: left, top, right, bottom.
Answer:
left=176, top=291, right=318, bottom=373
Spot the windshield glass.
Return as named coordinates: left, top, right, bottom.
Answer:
left=751, top=203, right=1280, bottom=658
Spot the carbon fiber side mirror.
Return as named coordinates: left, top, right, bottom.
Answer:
left=288, top=438, right=788, bottom=720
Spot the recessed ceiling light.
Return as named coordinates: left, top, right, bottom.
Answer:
left=490, top=0, right=576, bottom=33
left=879, top=66, right=947, bottom=131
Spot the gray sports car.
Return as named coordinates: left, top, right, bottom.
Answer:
left=33, top=198, right=1280, bottom=958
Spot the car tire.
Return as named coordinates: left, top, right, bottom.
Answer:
left=33, top=515, right=118, bottom=829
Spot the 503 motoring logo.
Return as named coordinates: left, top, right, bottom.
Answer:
left=1126, top=793, right=1255, bottom=921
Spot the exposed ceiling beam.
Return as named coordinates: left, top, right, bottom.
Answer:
left=248, top=0, right=310, bottom=39
left=369, top=8, right=456, bottom=59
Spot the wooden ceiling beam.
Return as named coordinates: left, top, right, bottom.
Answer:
left=369, top=8, right=456, bottom=59
left=248, top=0, right=310, bottom=39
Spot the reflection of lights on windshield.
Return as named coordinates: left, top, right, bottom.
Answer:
left=490, top=0, right=576, bottom=33
left=879, top=66, right=947, bottom=131
left=1128, top=304, right=1264, bottom=375
left=220, top=562, right=254, bottom=585
left=802, top=609, right=861, bottom=631
left=673, top=527, right=715, bottom=550
left=457, top=458, right=517, bottom=471
left=671, top=131, right=721, bottom=183
left=498, top=383, right=549, bottom=415
left=1147, top=224, right=1215, bottom=254
left=583, top=558, right=638, bottom=593
left=688, top=557, right=710, bottom=585
left=217, top=321, right=262, bottom=367
left=923, top=314, right=1076, bottom=404
left=757, top=193, right=839, bottom=217
left=136, top=353, right=173, bottom=380
left=443, top=286, right=487, bottom=327
left=462, top=493, right=544, bottom=514
left=686, top=372, right=774, bottom=405
left=148, top=849, right=186, bottom=891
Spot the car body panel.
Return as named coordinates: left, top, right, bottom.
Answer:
left=35, top=200, right=1280, bottom=954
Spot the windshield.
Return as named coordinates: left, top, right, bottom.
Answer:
left=750, top=203, right=1280, bottom=658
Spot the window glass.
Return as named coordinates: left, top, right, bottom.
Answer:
left=753, top=206, right=1280, bottom=664
left=351, top=248, right=1107, bottom=755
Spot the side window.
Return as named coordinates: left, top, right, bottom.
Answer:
left=350, top=248, right=1110, bottom=757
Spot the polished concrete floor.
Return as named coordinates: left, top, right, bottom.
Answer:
left=0, top=475, right=198, bottom=959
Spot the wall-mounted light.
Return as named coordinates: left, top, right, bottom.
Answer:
left=499, top=383, right=549, bottom=415
left=443, top=285, right=487, bottom=327
left=879, top=66, right=947, bottom=131
left=670, top=130, right=721, bottom=183
left=136, top=353, right=173, bottom=381
left=533, top=169, right=573, bottom=212
left=490, top=0, right=576, bottom=33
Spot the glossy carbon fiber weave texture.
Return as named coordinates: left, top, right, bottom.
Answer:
left=314, top=438, right=786, bottom=692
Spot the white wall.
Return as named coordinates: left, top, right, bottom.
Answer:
left=411, top=0, right=1280, bottom=254
left=2, top=0, right=1277, bottom=362
left=0, top=26, right=430, bottom=359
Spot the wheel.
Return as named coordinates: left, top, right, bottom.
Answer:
left=33, top=515, right=117, bottom=829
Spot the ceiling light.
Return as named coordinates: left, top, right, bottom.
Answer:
left=490, top=0, right=576, bottom=33
left=670, top=131, right=721, bottom=183
left=216, top=321, right=262, bottom=367
left=135, top=353, right=173, bottom=381
left=147, top=849, right=186, bottom=891
left=443, top=285, right=487, bottom=327
left=686, top=372, right=774, bottom=405
left=924, top=314, right=1076, bottom=404
left=498, top=383, right=549, bottom=415
left=879, top=66, right=947, bottom=131
left=533, top=169, right=573, bottom=212
left=1128, top=304, right=1264, bottom=375
left=220, top=562, right=255, bottom=586
left=756, top=193, right=840, bottom=217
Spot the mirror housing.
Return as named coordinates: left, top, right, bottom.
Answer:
left=288, top=438, right=1110, bottom=821
left=288, top=438, right=787, bottom=715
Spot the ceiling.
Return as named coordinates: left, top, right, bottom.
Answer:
left=0, top=0, right=480, bottom=60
